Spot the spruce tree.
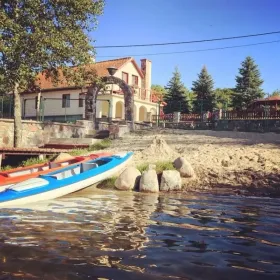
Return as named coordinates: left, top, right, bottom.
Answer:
left=191, top=66, right=215, bottom=113
left=164, top=67, right=190, bottom=113
left=232, top=56, right=264, bottom=110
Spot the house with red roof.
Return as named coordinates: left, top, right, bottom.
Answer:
left=247, top=96, right=280, bottom=111
left=21, top=57, right=160, bottom=122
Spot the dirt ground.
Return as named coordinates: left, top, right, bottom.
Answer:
left=103, top=129, right=280, bottom=196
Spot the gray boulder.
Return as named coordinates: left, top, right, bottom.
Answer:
left=173, top=157, right=195, bottom=178
left=139, top=169, right=159, bottom=193
left=160, top=170, right=182, bottom=191
left=115, top=167, right=141, bottom=191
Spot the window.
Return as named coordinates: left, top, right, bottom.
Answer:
left=79, top=94, right=84, bottom=107
left=132, top=75, right=138, bottom=86
left=62, top=94, right=70, bottom=108
left=122, top=72, right=128, bottom=84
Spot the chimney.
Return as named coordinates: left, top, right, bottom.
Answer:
left=141, top=59, right=152, bottom=100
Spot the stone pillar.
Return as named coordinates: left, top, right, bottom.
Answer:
left=173, top=112, right=181, bottom=123
left=108, top=123, right=120, bottom=139
left=218, top=109, right=222, bottom=120
left=146, top=112, right=152, bottom=122
left=96, top=101, right=102, bottom=118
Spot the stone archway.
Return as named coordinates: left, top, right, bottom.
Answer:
left=85, top=76, right=134, bottom=129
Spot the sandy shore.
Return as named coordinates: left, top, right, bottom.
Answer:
left=101, top=129, right=280, bottom=196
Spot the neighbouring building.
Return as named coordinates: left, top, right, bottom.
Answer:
left=21, top=57, right=160, bottom=123
left=247, top=96, right=280, bottom=111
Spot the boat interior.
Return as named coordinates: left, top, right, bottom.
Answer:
left=2, top=159, right=77, bottom=178
left=42, top=159, right=109, bottom=180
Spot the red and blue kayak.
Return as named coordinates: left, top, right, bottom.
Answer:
left=0, top=152, right=133, bottom=207
left=0, top=152, right=112, bottom=188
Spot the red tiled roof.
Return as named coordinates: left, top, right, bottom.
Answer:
left=252, top=96, right=280, bottom=103
left=35, top=57, right=144, bottom=91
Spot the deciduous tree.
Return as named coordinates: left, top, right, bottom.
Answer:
left=0, top=0, right=104, bottom=146
left=214, top=88, right=235, bottom=110
left=271, top=89, right=280, bottom=97
left=151, top=84, right=166, bottom=96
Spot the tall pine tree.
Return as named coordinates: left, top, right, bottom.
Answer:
left=191, top=66, right=215, bottom=113
left=232, top=56, right=264, bottom=110
left=164, top=67, right=190, bottom=113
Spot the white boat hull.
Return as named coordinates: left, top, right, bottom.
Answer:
left=1, top=156, right=131, bottom=207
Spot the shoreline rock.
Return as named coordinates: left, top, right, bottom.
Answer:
left=115, top=167, right=141, bottom=191
left=160, top=170, right=182, bottom=191
left=173, top=157, right=195, bottom=178
left=139, top=169, right=159, bottom=193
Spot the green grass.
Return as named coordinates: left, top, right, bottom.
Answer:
left=97, top=176, right=117, bottom=189
left=0, top=165, right=12, bottom=171
left=69, top=148, right=89, bottom=156
left=137, top=163, right=149, bottom=173
left=1, top=156, right=52, bottom=171
left=0, top=138, right=112, bottom=170
left=137, top=161, right=175, bottom=174
left=88, top=139, right=112, bottom=151
left=20, top=157, right=48, bottom=167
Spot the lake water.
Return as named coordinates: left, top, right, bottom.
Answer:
left=0, top=188, right=280, bottom=280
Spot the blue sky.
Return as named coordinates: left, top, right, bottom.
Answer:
left=92, top=0, right=280, bottom=93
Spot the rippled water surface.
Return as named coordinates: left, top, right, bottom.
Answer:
left=0, top=188, right=280, bottom=280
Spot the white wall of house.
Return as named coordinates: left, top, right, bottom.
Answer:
left=116, top=61, right=143, bottom=86
left=22, top=89, right=85, bottom=120
left=104, top=61, right=143, bottom=95
left=21, top=60, right=157, bottom=122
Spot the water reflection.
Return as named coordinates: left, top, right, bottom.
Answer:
left=0, top=189, right=280, bottom=279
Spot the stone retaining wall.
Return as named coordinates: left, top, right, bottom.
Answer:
left=164, top=121, right=212, bottom=130
left=0, top=119, right=87, bottom=148
left=216, top=119, right=280, bottom=133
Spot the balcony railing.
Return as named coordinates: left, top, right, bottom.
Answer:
left=100, top=85, right=159, bottom=103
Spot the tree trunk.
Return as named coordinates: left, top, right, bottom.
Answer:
left=85, top=86, right=98, bottom=129
left=36, top=90, right=41, bottom=121
left=13, top=83, right=22, bottom=147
